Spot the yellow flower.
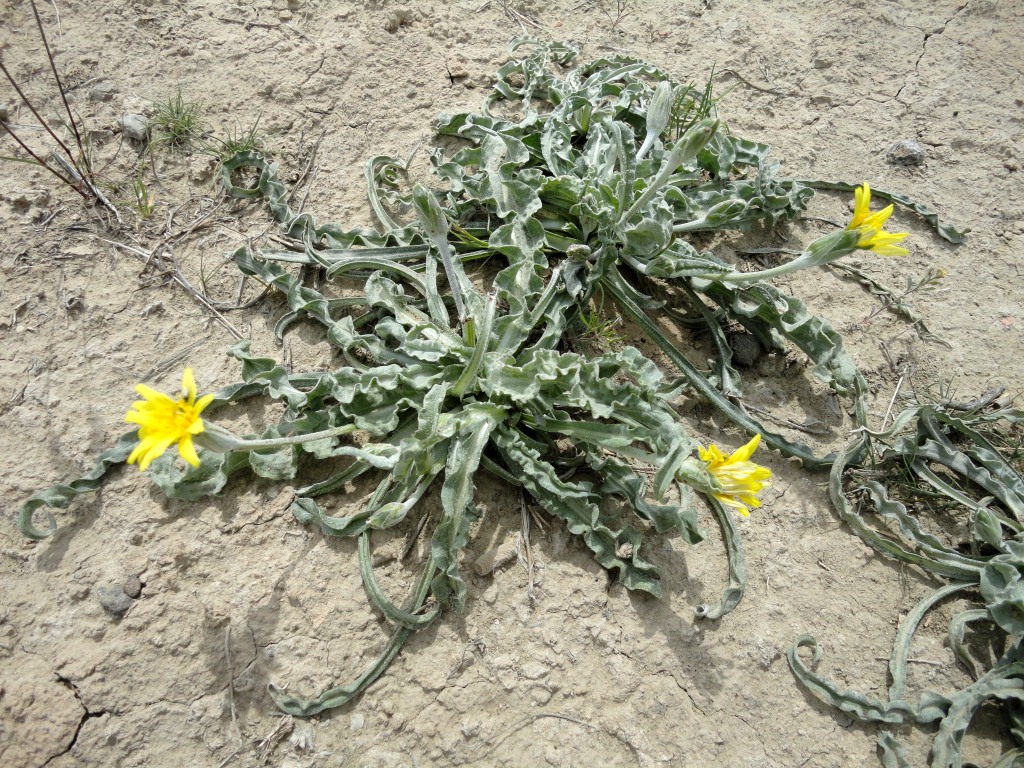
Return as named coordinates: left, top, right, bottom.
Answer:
left=698, top=433, right=772, bottom=516
left=845, top=182, right=909, bottom=257
left=125, top=368, right=215, bottom=471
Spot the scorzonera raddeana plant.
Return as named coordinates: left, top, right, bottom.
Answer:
left=19, top=39, right=971, bottom=725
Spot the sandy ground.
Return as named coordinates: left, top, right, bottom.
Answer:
left=1, top=1, right=1022, bottom=766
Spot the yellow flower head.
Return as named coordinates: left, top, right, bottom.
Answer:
left=125, top=368, right=215, bottom=471
left=698, top=433, right=772, bottom=517
left=845, top=182, right=909, bottom=257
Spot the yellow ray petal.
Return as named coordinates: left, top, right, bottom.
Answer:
left=124, top=369, right=214, bottom=471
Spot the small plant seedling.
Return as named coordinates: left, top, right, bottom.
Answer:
left=859, top=266, right=947, bottom=326
left=131, top=169, right=156, bottom=221
left=150, top=88, right=204, bottom=149
left=200, top=115, right=266, bottom=164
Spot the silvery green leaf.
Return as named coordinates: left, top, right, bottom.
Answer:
left=931, top=672, right=1024, bottom=768
left=17, top=432, right=137, bottom=539
left=787, top=635, right=952, bottom=725
left=431, top=416, right=496, bottom=610
left=981, top=540, right=1024, bottom=635
left=975, top=507, right=1006, bottom=550
left=695, top=131, right=737, bottom=178
left=911, top=439, right=1024, bottom=523
left=589, top=453, right=704, bottom=541
left=857, top=480, right=984, bottom=579
left=633, top=239, right=733, bottom=280
left=693, top=277, right=861, bottom=395
left=621, top=216, right=671, bottom=258
left=148, top=449, right=250, bottom=501
left=493, top=425, right=663, bottom=596
left=248, top=446, right=299, bottom=480
left=291, top=496, right=368, bottom=537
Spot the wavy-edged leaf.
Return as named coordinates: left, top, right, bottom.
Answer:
left=695, top=496, right=746, bottom=620
left=16, top=431, right=136, bottom=539
left=788, top=635, right=951, bottom=725
left=269, top=551, right=438, bottom=717
left=932, top=676, right=1024, bottom=768
left=604, top=268, right=833, bottom=468
left=877, top=732, right=912, bottom=768
left=358, top=533, right=439, bottom=628
left=887, top=583, right=972, bottom=702
left=493, top=424, right=663, bottom=596
left=860, top=480, right=986, bottom=579
left=693, top=275, right=861, bottom=395
left=911, top=439, right=1024, bottom=523
left=430, top=412, right=497, bottom=610
left=948, top=608, right=993, bottom=681
left=981, top=540, right=1024, bottom=635
left=830, top=438, right=981, bottom=579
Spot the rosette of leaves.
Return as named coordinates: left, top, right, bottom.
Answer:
left=788, top=393, right=1024, bottom=767
left=429, top=38, right=863, bottom=466
left=17, top=38, right=966, bottom=722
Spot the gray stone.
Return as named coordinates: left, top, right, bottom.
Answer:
left=88, top=80, right=116, bottom=102
left=96, top=585, right=135, bottom=616
left=886, top=139, right=926, bottom=167
left=754, top=637, right=781, bottom=669
left=120, top=113, right=149, bottom=142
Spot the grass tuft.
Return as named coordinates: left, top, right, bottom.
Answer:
left=150, top=88, right=204, bottom=149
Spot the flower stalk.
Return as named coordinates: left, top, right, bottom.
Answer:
left=125, top=369, right=356, bottom=471
left=619, top=117, right=720, bottom=225
left=194, top=422, right=357, bottom=454
left=694, top=182, right=909, bottom=285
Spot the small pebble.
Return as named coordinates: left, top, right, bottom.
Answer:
left=473, top=540, right=518, bottom=576
left=120, top=114, right=149, bottom=142
left=885, top=139, right=926, bottom=167
left=350, top=713, right=364, bottom=730
left=123, top=575, right=143, bottom=599
left=96, top=585, right=135, bottom=616
left=754, top=637, right=781, bottom=669
left=289, top=723, right=314, bottom=751
left=0, top=106, right=9, bottom=122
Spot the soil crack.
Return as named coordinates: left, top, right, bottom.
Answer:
left=896, top=2, right=971, bottom=100
left=654, top=669, right=707, bottom=716
left=40, top=675, right=107, bottom=768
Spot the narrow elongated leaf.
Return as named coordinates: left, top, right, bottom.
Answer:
left=431, top=415, right=496, bottom=610
left=493, top=425, right=663, bottom=596
left=787, top=635, right=951, bottom=725
left=695, top=496, right=746, bottom=620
